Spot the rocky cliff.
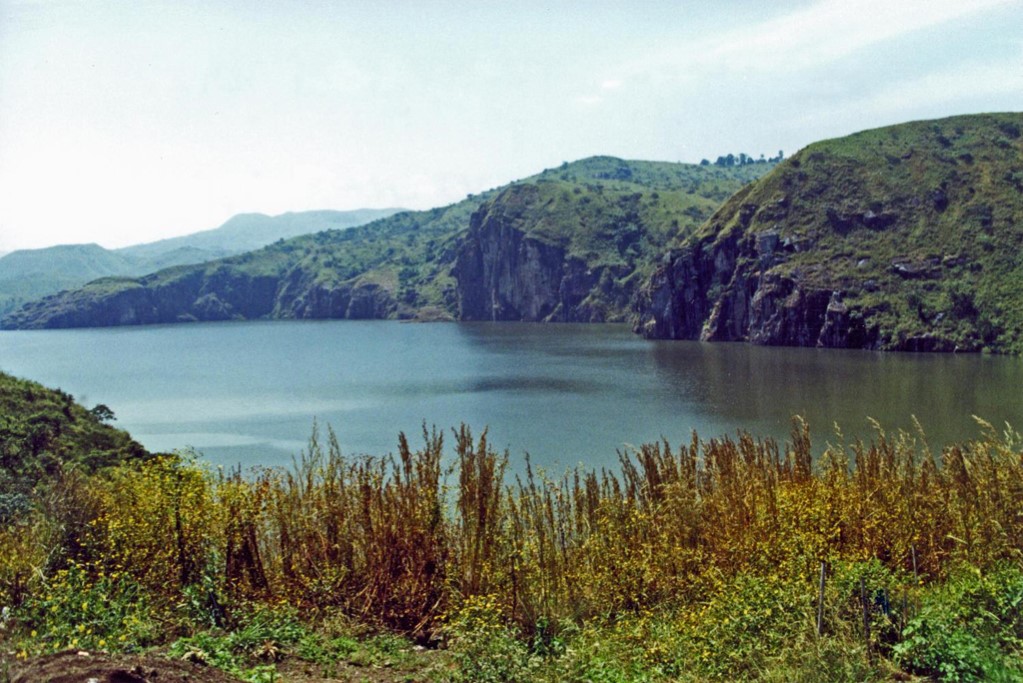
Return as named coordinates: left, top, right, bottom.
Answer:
left=5, top=262, right=401, bottom=329
left=455, top=185, right=617, bottom=322
left=4, top=157, right=770, bottom=330
left=451, top=161, right=769, bottom=323
left=635, top=112, right=1023, bottom=353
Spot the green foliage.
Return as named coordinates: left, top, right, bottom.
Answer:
left=3, top=406, right=1022, bottom=680
left=894, top=564, right=1023, bottom=682
left=649, top=112, right=1023, bottom=353
left=0, top=371, right=147, bottom=498
left=443, top=594, right=540, bottom=682
left=13, top=561, right=156, bottom=656
left=0, top=210, right=402, bottom=318
left=3, top=157, right=773, bottom=328
left=168, top=607, right=305, bottom=682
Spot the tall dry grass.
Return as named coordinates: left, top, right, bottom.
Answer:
left=2, top=418, right=1020, bottom=638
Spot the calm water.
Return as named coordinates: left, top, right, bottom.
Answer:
left=1, top=321, right=1020, bottom=472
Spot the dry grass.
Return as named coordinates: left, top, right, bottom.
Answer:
left=3, top=418, right=1021, bottom=641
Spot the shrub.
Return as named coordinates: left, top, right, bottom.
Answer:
left=14, top=560, right=156, bottom=656
left=894, top=564, right=1023, bottom=682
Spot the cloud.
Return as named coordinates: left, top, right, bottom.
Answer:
left=809, top=55, right=1023, bottom=122
left=623, top=0, right=1014, bottom=79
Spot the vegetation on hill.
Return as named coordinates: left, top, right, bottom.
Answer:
left=454, top=160, right=770, bottom=322
left=1, top=387, right=1021, bottom=680
left=0, top=371, right=147, bottom=524
left=0, top=209, right=401, bottom=317
left=637, top=112, right=1023, bottom=353
left=1, top=158, right=773, bottom=329
left=0, top=245, right=142, bottom=317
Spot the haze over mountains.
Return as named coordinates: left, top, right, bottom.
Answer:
left=4, top=112, right=1022, bottom=353
left=0, top=208, right=402, bottom=316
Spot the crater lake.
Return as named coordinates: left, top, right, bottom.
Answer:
left=1, top=320, right=1021, bottom=472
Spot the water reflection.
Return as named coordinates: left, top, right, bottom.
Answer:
left=648, top=340, right=1023, bottom=448
left=0, top=321, right=1019, bottom=472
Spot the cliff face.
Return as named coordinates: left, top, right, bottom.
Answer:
left=635, top=112, right=1023, bottom=353
left=4, top=263, right=398, bottom=329
left=0, top=156, right=773, bottom=330
left=454, top=186, right=606, bottom=322
left=272, top=266, right=399, bottom=320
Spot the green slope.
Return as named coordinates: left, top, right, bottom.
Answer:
left=0, top=209, right=402, bottom=317
left=0, top=372, right=148, bottom=510
left=0, top=244, right=143, bottom=316
left=636, top=112, right=1023, bottom=353
left=2, top=157, right=773, bottom=329
left=454, top=159, right=771, bottom=321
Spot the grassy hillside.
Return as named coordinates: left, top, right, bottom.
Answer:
left=0, top=209, right=401, bottom=317
left=0, top=245, right=138, bottom=316
left=453, top=159, right=771, bottom=322
left=2, top=157, right=774, bottom=328
left=638, top=112, right=1023, bottom=353
left=0, top=371, right=147, bottom=504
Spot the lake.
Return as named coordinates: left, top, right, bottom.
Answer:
left=1, top=320, right=1020, bottom=473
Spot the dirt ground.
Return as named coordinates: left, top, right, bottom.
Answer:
left=3, top=648, right=448, bottom=683
left=5, top=650, right=243, bottom=683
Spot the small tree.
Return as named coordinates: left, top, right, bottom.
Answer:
left=89, top=404, right=116, bottom=423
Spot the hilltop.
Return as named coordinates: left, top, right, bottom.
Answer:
left=635, top=112, right=1023, bottom=353
left=1, top=157, right=772, bottom=329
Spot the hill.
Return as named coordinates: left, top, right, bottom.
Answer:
left=0, top=209, right=402, bottom=316
left=1, top=157, right=773, bottom=329
left=0, top=244, right=139, bottom=316
left=116, top=208, right=402, bottom=259
left=635, top=112, right=1023, bottom=353
left=0, top=371, right=148, bottom=513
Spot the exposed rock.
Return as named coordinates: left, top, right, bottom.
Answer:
left=891, top=258, right=942, bottom=279
left=454, top=186, right=613, bottom=322
left=826, top=207, right=898, bottom=232
left=929, top=186, right=949, bottom=212
left=635, top=112, right=1023, bottom=353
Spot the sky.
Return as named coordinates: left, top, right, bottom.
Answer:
left=0, top=0, right=1021, bottom=253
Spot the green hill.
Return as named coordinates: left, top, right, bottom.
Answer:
left=0, top=209, right=402, bottom=317
left=116, top=208, right=402, bottom=260
left=1, top=157, right=773, bottom=329
left=0, top=371, right=148, bottom=513
left=636, top=112, right=1023, bottom=353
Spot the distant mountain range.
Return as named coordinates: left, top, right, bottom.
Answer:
left=0, top=209, right=402, bottom=315
left=5, top=112, right=1022, bottom=354
left=0, top=157, right=774, bottom=328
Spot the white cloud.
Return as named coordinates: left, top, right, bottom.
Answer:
left=807, top=55, right=1023, bottom=123
left=623, top=0, right=1014, bottom=79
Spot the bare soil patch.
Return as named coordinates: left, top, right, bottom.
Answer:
left=6, top=650, right=243, bottom=683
